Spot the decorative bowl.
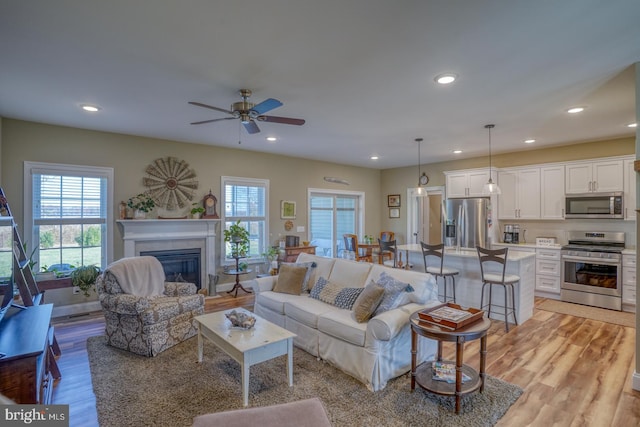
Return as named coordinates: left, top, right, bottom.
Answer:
left=225, top=310, right=256, bottom=330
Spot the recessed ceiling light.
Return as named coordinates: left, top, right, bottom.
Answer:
left=266, top=137, right=277, bottom=141
left=81, top=104, right=101, bottom=112
left=452, top=150, right=462, bottom=154
left=524, top=139, right=535, bottom=144
left=370, top=156, right=379, bottom=160
left=567, top=107, right=585, bottom=114
left=628, top=123, right=637, bottom=128
left=434, top=73, right=457, bottom=85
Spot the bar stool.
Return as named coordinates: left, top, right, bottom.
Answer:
left=378, top=239, right=398, bottom=267
left=477, top=246, right=519, bottom=332
left=420, top=242, right=459, bottom=303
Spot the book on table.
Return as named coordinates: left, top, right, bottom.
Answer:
left=431, top=361, right=471, bottom=383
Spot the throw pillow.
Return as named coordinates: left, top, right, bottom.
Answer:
left=373, top=271, right=415, bottom=316
left=352, top=281, right=386, bottom=323
left=273, top=264, right=309, bottom=295
left=310, top=277, right=364, bottom=310
left=281, top=261, right=317, bottom=293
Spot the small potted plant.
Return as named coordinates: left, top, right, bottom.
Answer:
left=70, top=265, right=101, bottom=297
left=223, top=220, right=250, bottom=258
left=126, top=192, right=156, bottom=219
left=262, top=246, right=280, bottom=275
left=190, top=203, right=205, bottom=219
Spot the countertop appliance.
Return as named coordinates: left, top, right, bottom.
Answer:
left=442, top=198, right=489, bottom=250
left=564, top=192, right=623, bottom=219
left=560, top=231, right=625, bottom=311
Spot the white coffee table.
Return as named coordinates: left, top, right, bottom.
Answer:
left=195, top=309, right=296, bottom=406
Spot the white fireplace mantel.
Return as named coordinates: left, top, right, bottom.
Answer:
left=117, top=219, right=220, bottom=291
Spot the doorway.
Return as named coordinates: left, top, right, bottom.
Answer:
left=407, top=186, right=444, bottom=246
left=308, top=189, right=365, bottom=257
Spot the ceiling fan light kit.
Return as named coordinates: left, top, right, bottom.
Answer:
left=189, top=89, right=305, bottom=135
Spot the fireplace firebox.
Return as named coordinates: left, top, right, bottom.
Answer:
left=141, top=248, right=201, bottom=290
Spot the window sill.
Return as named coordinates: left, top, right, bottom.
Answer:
left=37, top=277, right=72, bottom=291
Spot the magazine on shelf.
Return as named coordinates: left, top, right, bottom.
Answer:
left=432, top=361, right=471, bottom=383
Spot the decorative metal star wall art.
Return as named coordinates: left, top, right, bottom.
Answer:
left=143, top=157, right=198, bottom=209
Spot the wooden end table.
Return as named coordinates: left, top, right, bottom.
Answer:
left=410, top=312, right=491, bottom=414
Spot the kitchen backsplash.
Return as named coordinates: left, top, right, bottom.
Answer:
left=495, top=219, right=636, bottom=248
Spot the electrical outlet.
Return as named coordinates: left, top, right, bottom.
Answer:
left=72, top=286, right=81, bottom=295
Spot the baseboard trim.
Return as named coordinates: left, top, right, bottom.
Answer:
left=633, top=371, right=640, bottom=391
left=52, top=301, right=102, bottom=318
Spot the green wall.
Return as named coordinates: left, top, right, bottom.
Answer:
left=0, top=118, right=382, bottom=262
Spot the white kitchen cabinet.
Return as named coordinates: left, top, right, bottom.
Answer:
left=535, top=247, right=561, bottom=296
left=497, top=168, right=540, bottom=220
left=565, top=159, right=624, bottom=194
left=622, top=254, right=636, bottom=310
left=624, top=157, right=636, bottom=221
left=540, top=165, right=565, bottom=219
left=445, top=169, right=491, bottom=198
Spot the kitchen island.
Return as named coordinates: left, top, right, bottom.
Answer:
left=398, top=244, right=536, bottom=324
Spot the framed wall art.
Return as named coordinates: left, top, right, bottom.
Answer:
left=389, top=208, right=400, bottom=218
left=281, top=200, right=297, bottom=219
left=387, top=194, right=401, bottom=207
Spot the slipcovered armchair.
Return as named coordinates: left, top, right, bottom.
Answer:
left=96, top=256, right=205, bottom=356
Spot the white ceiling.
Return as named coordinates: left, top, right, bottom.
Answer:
left=0, top=0, right=638, bottom=169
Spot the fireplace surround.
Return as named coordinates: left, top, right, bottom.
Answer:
left=117, top=219, right=219, bottom=294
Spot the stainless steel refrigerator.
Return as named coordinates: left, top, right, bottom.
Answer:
left=442, top=198, right=490, bottom=249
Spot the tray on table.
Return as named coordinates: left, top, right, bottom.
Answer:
left=416, top=302, right=484, bottom=330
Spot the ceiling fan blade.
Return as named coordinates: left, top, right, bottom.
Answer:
left=190, top=117, right=236, bottom=125
left=188, top=101, right=233, bottom=115
left=251, top=98, right=283, bottom=115
left=243, top=120, right=260, bottom=134
left=258, top=115, right=306, bottom=126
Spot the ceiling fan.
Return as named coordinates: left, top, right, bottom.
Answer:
left=189, top=89, right=305, bottom=134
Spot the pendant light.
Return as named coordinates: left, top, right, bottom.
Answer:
left=482, top=124, right=501, bottom=195
left=416, top=138, right=427, bottom=196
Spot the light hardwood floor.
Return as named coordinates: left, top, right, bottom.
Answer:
left=50, top=296, right=639, bottom=427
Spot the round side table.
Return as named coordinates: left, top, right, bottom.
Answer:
left=410, top=312, right=491, bottom=414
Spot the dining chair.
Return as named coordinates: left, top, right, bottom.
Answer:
left=342, top=234, right=372, bottom=262
left=377, top=239, right=398, bottom=268
left=477, top=246, right=520, bottom=332
left=420, top=242, right=459, bottom=303
left=377, top=231, right=396, bottom=263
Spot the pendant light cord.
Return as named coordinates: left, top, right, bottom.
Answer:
left=415, top=137, right=423, bottom=185
left=485, top=124, right=495, bottom=175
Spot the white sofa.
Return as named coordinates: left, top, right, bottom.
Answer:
left=251, top=253, right=441, bottom=391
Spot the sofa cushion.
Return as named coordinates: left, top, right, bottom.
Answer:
left=284, top=296, right=339, bottom=328
left=273, top=264, right=308, bottom=295
left=310, top=277, right=364, bottom=310
left=328, top=259, right=372, bottom=289
left=281, top=261, right=317, bottom=293
left=255, top=291, right=306, bottom=315
left=352, top=281, right=385, bottom=323
left=367, top=264, right=438, bottom=304
left=373, top=271, right=414, bottom=316
left=296, top=253, right=335, bottom=292
left=317, top=308, right=367, bottom=347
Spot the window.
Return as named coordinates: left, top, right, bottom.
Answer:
left=24, top=162, right=114, bottom=272
left=308, top=189, right=364, bottom=257
left=221, top=176, right=269, bottom=263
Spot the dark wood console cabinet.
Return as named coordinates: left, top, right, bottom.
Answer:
left=279, top=246, right=317, bottom=263
left=0, top=304, right=58, bottom=404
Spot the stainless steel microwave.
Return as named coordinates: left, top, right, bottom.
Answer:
left=565, top=192, right=623, bottom=219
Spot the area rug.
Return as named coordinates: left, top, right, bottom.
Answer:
left=538, top=299, right=635, bottom=328
left=87, top=336, right=522, bottom=427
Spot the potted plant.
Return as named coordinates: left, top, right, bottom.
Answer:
left=70, top=265, right=101, bottom=297
left=126, top=193, right=156, bottom=219
left=190, top=203, right=205, bottom=219
left=223, top=220, right=250, bottom=258
left=262, top=246, right=280, bottom=275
